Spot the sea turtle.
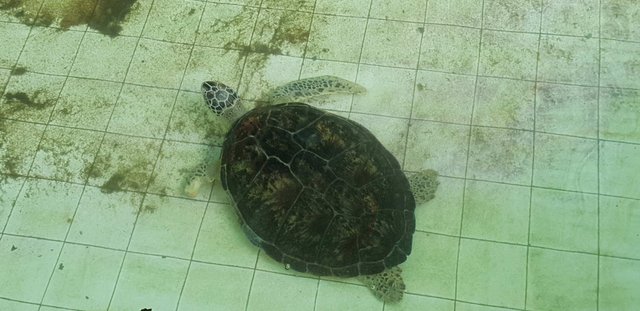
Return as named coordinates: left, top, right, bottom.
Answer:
left=186, top=76, right=439, bottom=303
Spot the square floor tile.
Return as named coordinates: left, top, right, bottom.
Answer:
left=599, top=256, right=640, bottom=311
left=0, top=235, right=62, bottom=303
left=403, top=233, right=458, bottom=298
left=306, top=14, right=367, bottom=63
left=5, top=178, right=83, bottom=240
left=537, top=35, right=599, bottom=85
left=49, top=78, right=121, bottom=131
left=262, top=0, right=315, bottom=11
left=599, top=141, right=640, bottom=199
left=246, top=270, right=317, bottom=310
left=70, top=32, right=137, bottom=81
left=415, top=176, right=464, bottom=235
left=166, top=90, right=225, bottom=145
left=387, top=294, right=453, bottom=311
left=177, top=262, right=253, bottom=311
left=455, top=302, right=516, bottom=311
left=600, top=196, right=640, bottom=259
left=147, top=141, right=218, bottom=199
left=467, top=126, right=533, bottom=185
left=533, top=133, right=598, bottom=192
left=541, top=0, right=598, bottom=37
left=109, top=253, right=189, bottom=311
left=0, top=72, right=65, bottom=123
left=315, top=0, right=370, bottom=17
left=316, top=279, right=381, bottom=310
left=128, top=194, right=206, bottom=259
left=0, top=22, right=30, bottom=68
left=472, top=76, right=535, bottom=130
left=526, top=248, right=598, bottom=311
left=0, top=176, right=24, bottom=226
left=352, top=65, right=415, bottom=118
left=196, top=3, right=258, bottom=49
left=370, top=0, right=427, bottom=22
left=600, top=88, right=640, bottom=144
left=462, top=180, right=530, bottom=244
left=413, top=70, right=475, bottom=124
left=535, top=82, right=598, bottom=138
left=108, top=84, right=176, bottom=139
left=182, top=46, right=244, bottom=93
left=0, top=299, right=38, bottom=311
left=116, top=0, right=154, bottom=37
left=426, top=0, right=482, bottom=27
left=601, top=0, right=640, bottom=41
left=530, top=188, right=598, bottom=253
left=361, top=19, right=422, bottom=68
left=405, top=120, right=469, bottom=178
left=193, top=202, right=258, bottom=268
left=42, top=244, right=124, bottom=310
left=0, top=120, right=44, bottom=176
left=457, top=239, right=527, bottom=308
left=30, top=126, right=102, bottom=183
left=478, top=30, right=538, bottom=80
left=126, top=38, right=192, bottom=89
left=87, top=133, right=162, bottom=194
left=483, top=0, right=542, bottom=32
left=66, top=186, right=143, bottom=250
left=142, top=0, right=204, bottom=44
left=238, top=54, right=303, bottom=101
left=349, top=112, right=408, bottom=163
left=600, top=39, right=640, bottom=89
left=16, top=27, right=83, bottom=75
left=419, top=24, right=481, bottom=75
left=250, top=8, right=312, bottom=58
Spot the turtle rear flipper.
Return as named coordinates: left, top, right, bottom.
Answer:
left=408, top=169, right=439, bottom=204
left=358, top=266, right=405, bottom=303
left=268, top=75, right=366, bottom=105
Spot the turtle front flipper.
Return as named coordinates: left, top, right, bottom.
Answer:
left=267, top=75, right=366, bottom=105
left=184, top=155, right=219, bottom=198
left=358, top=266, right=405, bottom=303
left=408, top=169, right=439, bottom=204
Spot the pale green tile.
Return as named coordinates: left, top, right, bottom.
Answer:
left=462, top=180, right=530, bottom=244
left=530, top=188, right=598, bottom=253
left=537, top=35, right=599, bottom=85
left=457, top=239, right=527, bottom=308
left=535, top=83, right=598, bottom=138
left=250, top=8, right=312, bottom=58
left=467, top=127, right=533, bottom=185
left=387, top=294, right=454, bottom=311
left=541, top=0, right=598, bottom=37
left=403, top=233, right=458, bottom=298
left=142, top=0, right=204, bottom=44
left=478, top=30, right=538, bottom=80
left=247, top=271, right=317, bottom=310
left=70, top=32, right=137, bottom=81
left=419, top=24, right=480, bottom=75
left=472, top=77, right=535, bottom=129
left=196, top=3, right=258, bottom=48
left=413, top=70, right=475, bottom=124
left=361, top=19, right=422, bottom=68
left=599, top=141, right=640, bottom=199
left=405, top=120, right=469, bottom=178
left=600, top=196, right=640, bottom=259
left=0, top=72, right=65, bottom=123
left=108, top=84, right=175, bottom=139
left=110, top=253, right=189, bottom=311
left=426, top=0, right=483, bottom=27
left=533, top=133, right=598, bottom=193
left=16, top=27, right=83, bottom=75
left=352, top=65, right=415, bottom=118
left=600, top=40, right=640, bottom=90
left=128, top=195, right=206, bottom=259
left=0, top=120, right=44, bottom=176
left=316, top=280, right=382, bottom=311
left=600, top=88, right=640, bottom=144
left=370, top=0, right=427, bottom=22
left=315, top=0, right=371, bottom=17
left=0, top=22, right=30, bottom=67
left=527, top=248, right=598, bottom=311
left=601, top=0, right=640, bottom=41
left=262, top=0, right=315, bottom=11
left=456, top=301, right=519, bottom=311
left=307, top=15, right=367, bottom=63
left=43, top=244, right=123, bottom=310
left=178, top=262, right=253, bottom=311
left=415, top=176, right=464, bottom=236
left=599, top=256, right=640, bottom=311
left=126, top=39, right=192, bottom=89
left=483, top=0, right=542, bottom=32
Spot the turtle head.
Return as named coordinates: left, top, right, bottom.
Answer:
left=201, top=81, right=242, bottom=118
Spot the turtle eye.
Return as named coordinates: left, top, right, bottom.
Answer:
left=201, top=81, right=238, bottom=115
